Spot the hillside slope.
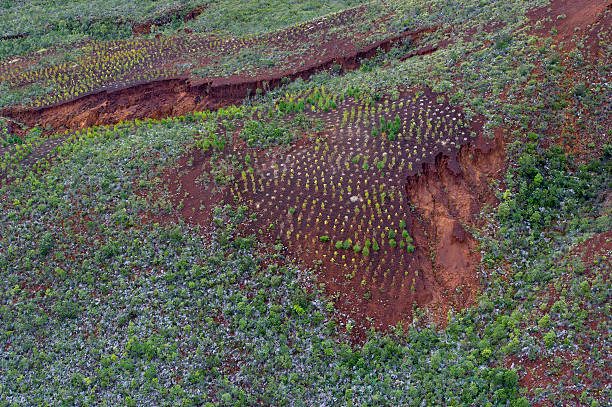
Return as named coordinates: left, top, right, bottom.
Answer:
left=0, top=0, right=610, bottom=406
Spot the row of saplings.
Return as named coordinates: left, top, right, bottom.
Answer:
left=319, top=219, right=415, bottom=257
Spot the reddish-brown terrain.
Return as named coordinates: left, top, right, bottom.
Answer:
left=527, top=0, right=611, bottom=58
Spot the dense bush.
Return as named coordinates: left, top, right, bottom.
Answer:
left=240, top=119, right=292, bottom=147
left=496, top=143, right=610, bottom=236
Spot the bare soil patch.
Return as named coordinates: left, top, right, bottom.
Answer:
left=165, top=89, right=507, bottom=332
left=527, top=0, right=612, bottom=58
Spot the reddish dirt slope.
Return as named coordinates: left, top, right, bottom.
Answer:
left=527, top=0, right=612, bottom=57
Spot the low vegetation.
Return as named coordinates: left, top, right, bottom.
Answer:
left=0, top=0, right=610, bottom=405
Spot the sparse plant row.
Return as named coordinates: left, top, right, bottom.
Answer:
left=0, top=125, right=44, bottom=178
left=1, top=36, right=185, bottom=107
left=0, top=1, right=372, bottom=61
left=187, top=2, right=397, bottom=79
left=185, top=88, right=460, bottom=295
left=188, top=4, right=386, bottom=79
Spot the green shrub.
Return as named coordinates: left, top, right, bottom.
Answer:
left=372, top=239, right=380, bottom=251
left=543, top=330, right=556, bottom=348
left=240, top=119, right=292, bottom=147
left=38, top=232, right=55, bottom=256
left=343, top=239, right=352, bottom=250
left=54, top=300, right=78, bottom=320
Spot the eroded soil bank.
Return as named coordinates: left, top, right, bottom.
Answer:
left=2, top=27, right=435, bottom=132
left=402, top=130, right=506, bottom=326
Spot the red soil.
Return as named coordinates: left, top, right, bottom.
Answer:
left=0, top=33, right=27, bottom=40
left=519, top=0, right=612, bottom=162
left=399, top=42, right=444, bottom=61
left=527, top=0, right=612, bottom=57
left=160, top=146, right=225, bottom=227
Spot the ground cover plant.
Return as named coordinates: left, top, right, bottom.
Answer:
left=0, top=0, right=610, bottom=406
